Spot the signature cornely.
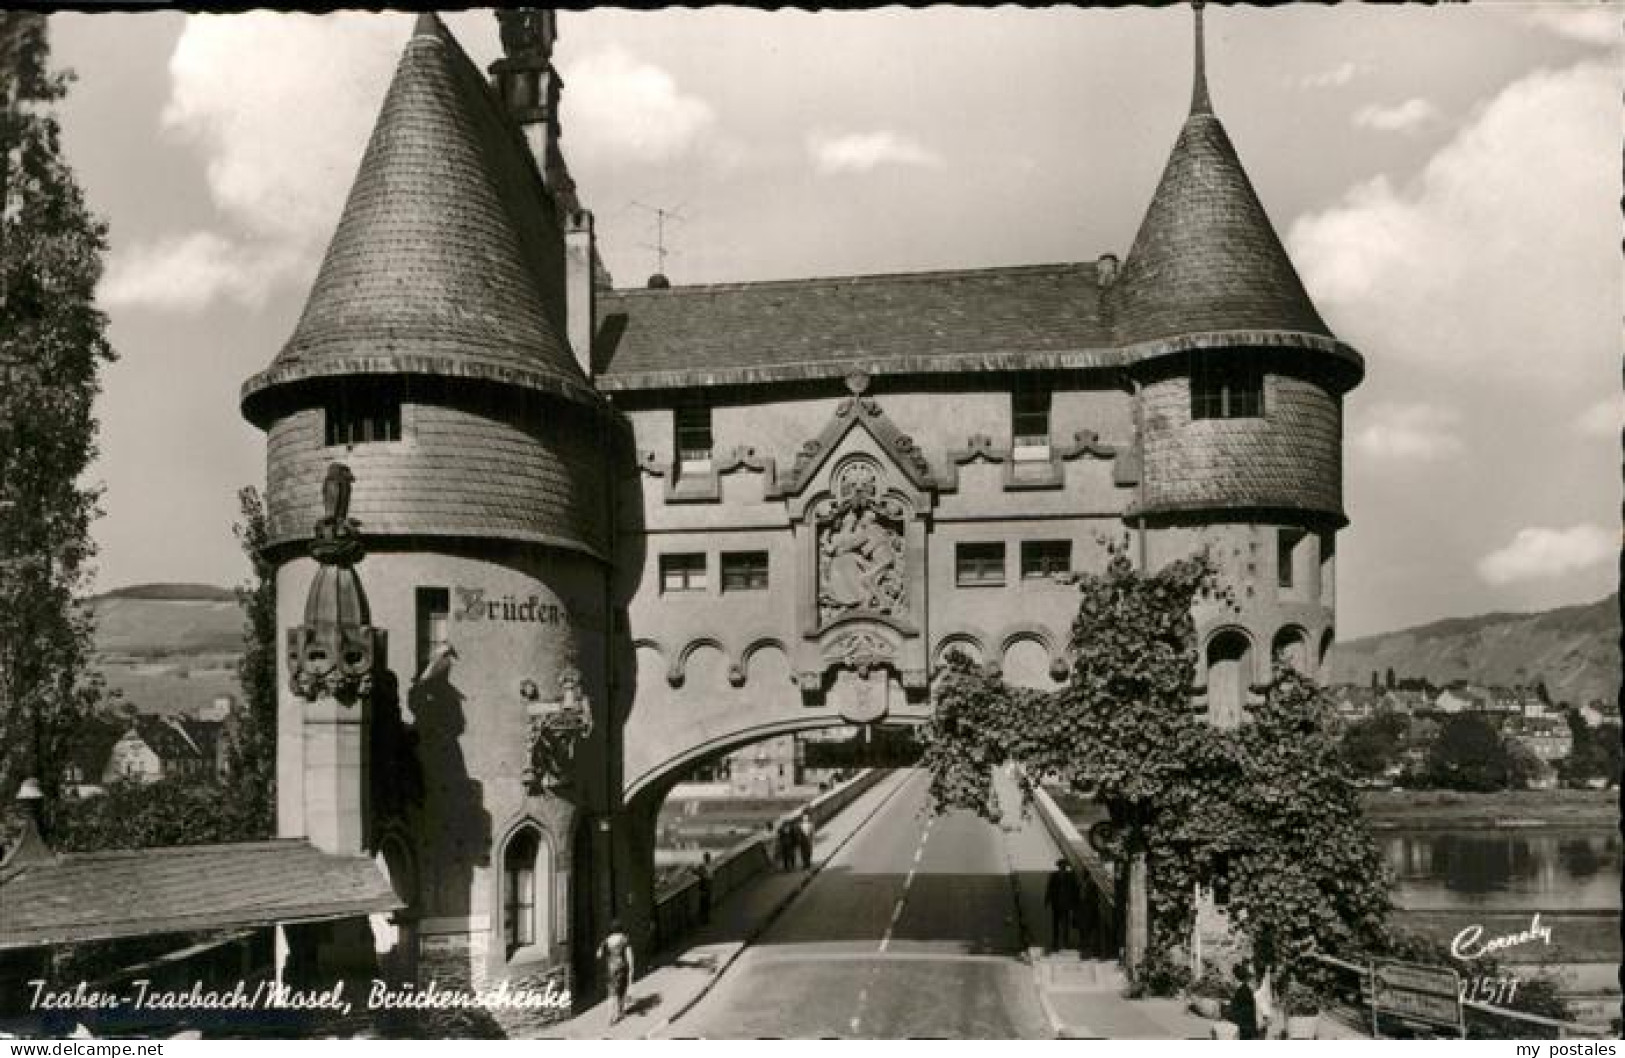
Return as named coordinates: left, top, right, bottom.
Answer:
left=1451, top=913, right=1553, bottom=960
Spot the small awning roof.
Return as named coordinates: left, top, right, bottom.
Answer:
left=0, top=838, right=403, bottom=950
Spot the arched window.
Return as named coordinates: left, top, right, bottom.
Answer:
left=1272, top=626, right=1310, bottom=674
left=502, top=827, right=551, bottom=956
left=1206, top=629, right=1253, bottom=725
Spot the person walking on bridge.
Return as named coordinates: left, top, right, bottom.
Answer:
left=1043, top=858, right=1081, bottom=954
left=597, top=919, right=635, bottom=1026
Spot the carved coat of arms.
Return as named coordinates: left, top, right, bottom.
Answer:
left=816, top=459, right=908, bottom=625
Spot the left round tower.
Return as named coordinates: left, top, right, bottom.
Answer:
left=240, top=13, right=621, bottom=1016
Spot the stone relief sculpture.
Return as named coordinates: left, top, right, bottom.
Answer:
left=523, top=665, right=593, bottom=793
left=816, top=459, right=908, bottom=624
left=288, top=462, right=378, bottom=705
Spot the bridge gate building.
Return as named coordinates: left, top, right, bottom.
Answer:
left=239, top=6, right=1361, bottom=1026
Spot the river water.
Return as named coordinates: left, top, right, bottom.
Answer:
left=1381, top=827, right=1621, bottom=912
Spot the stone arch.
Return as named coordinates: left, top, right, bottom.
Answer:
left=1204, top=626, right=1255, bottom=726
left=998, top=627, right=1058, bottom=691
left=625, top=715, right=861, bottom=806
left=671, top=637, right=729, bottom=689
left=742, top=638, right=793, bottom=687
left=933, top=631, right=987, bottom=672
left=1318, top=627, right=1335, bottom=670
left=493, top=818, right=555, bottom=960
left=1272, top=624, right=1312, bottom=675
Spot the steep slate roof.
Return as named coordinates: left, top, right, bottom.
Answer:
left=594, top=263, right=1123, bottom=391
left=1108, top=7, right=1343, bottom=357
left=242, top=13, right=596, bottom=426
left=0, top=839, right=402, bottom=950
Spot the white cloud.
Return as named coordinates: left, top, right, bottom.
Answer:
left=104, top=12, right=406, bottom=311
left=1352, top=98, right=1439, bottom=134
left=1290, top=61, right=1623, bottom=385
left=1514, top=6, right=1621, bottom=47
left=101, top=231, right=302, bottom=313
left=561, top=46, right=716, bottom=163
left=807, top=130, right=943, bottom=175
left=1352, top=402, right=1464, bottom=461
left=1576, top=396, right=1624, bottom=438
left=1477, top=524, right=1616, bottom=585
left=1300, top=61, right=1364, bottom=89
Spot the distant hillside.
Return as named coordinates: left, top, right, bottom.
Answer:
left=88, top=584, right=244, bottom=716
left=1327, top=594, right=1620, bottom=707
left=91, top=590, right=244, bottom=658
left=92, top=582, right=238, bottom=604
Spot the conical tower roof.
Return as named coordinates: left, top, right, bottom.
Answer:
left=1110, top=5, right=1355, bottom=373
left=243, top=13, right=596, bottom=425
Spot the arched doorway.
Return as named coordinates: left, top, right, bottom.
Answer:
left=1205, top=628, right=1253, bottom=727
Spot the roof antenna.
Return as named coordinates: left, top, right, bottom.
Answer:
left=1191, top=0, right=1212, bottom=117
left=631, top=199, right=688, bottom=285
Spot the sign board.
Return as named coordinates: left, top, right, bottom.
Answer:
left=1372, top=959, right=1465, bottom=1038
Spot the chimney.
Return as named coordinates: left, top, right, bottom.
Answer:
left=490, top=10, right=595, bottom=379
left=564, top=209, right=597, bottom=378
left=489, top=10, right=564, bottom=200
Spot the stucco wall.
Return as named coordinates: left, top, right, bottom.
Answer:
left=275, top=542, right=606, bottom=987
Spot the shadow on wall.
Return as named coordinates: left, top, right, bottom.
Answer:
left=370, top=668, right=424, bottom=842
left=408, top=670, right=492, bottom=916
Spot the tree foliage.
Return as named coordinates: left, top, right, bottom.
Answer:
left=1425, top=713, right=1511, bottom=791
left=51, top=776, right=270, bottom=852
left=0, top=14, right=115, bottom=802
left=1560, top=708, right=1620, bottom=783
left=922, top=544, right=1391, bottom=980
left=1338, top=711, right=1408, bottom=779
left=225, top=485, right=276, bottom=837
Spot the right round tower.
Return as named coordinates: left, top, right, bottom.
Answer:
left=1113, top=3, right=1364, bottom=726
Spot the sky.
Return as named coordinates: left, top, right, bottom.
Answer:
left=45, top=2, right=1624, bottom=639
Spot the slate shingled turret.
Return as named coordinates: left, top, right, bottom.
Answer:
left=1123, top=3, right=1364, bottom=725
left=242, top=12, right=617, bottom=556
left=1110, top=2, right=1359, bottom=382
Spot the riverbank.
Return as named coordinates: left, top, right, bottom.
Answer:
left=1360, top=788, right=1618, bottom=829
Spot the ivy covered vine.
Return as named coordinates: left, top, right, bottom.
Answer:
left=921, top=542, right=1392, bottom=985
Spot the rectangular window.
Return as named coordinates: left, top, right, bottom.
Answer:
left=955, top=542, right=1006, bottom=587
left=674, top=403, right=714, bottom=469
left=415, top=587, right=450, bottom=678
left=1012, top=384, right=1052, bottom=459
left=660, top=553, right=708, bottom=593
left=326, top=386, right=402, bottom=446
left=1021, top=540, right=1072, bottom=580
left=1278, top=529, right=1305, bottom=590
left=1190, top=353, right=1264, bottom=420
left=721, top=551, right=769, bottom=592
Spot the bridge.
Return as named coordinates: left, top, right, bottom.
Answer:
left=559, top=768, right=1227, bottom=1040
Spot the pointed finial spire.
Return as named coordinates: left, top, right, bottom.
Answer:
left=1191, top=0, right=1212, bottom=116
left=413, top=12, right=446, bottom=41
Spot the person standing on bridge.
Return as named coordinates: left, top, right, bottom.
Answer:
left=795, top=811, right=814, bottom=869
left=776, top=820, right=796, bottom=871
left=695, top=852, right=713, bottom=924
left=1043, top=858, right=1082, bottom=954
left=1228, top=962, right=1260, bottom=1040
left=598, top=919, right=636, bottom=1026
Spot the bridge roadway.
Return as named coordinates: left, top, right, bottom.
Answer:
left=667, top=769, right=1053, bottom=1038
